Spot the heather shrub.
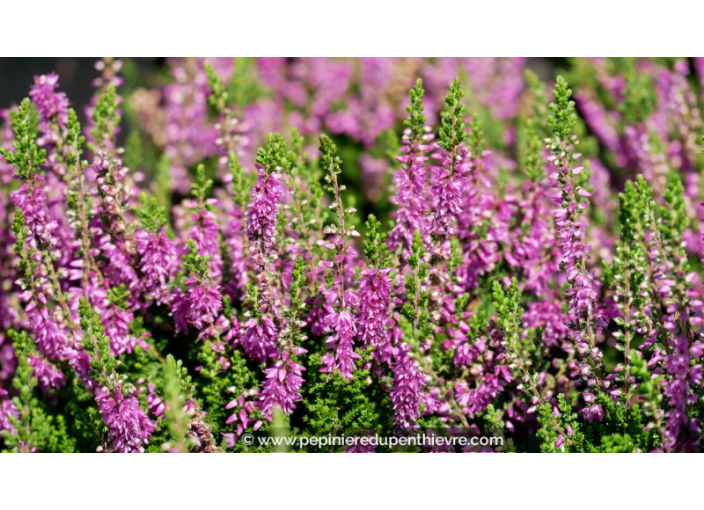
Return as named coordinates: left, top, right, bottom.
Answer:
left=1, top=57, right=703, bottom=453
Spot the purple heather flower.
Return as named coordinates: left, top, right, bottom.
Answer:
left=581, top=404, right=605, bottom=424
left=522, top=298, right=572, bottom=348
left=165, top=59, right=219, bottom=161
left=223, top=209, right=247, bottom=299
left=389, top=342, right=426, bottom=429
left=225, top=390, right=263, bottom=438
left=101, top=306, right=145, bottom=356
left=11, top=177, right=56, bottom=247
left=28, top=355, right=65, bottom=393
left=0, top=394, right=19, bottom=434
left=187, top=203, right=222, bottom=276
left=326, top=58, right=395, bottom=147
left=429, top=147, right=471, bottom=239
left=505, top=182, right=557, bottom=297
left=146, top=383, right=165, bottom=419
left=172, top=278, right=223, bottom=333
left=574, top=90, right=620, bottom=154
left=245, top=165, right=283, bottom=251
left=136, top=227, right=176, bottom=306
left=462, top=58, right=525, bottom=122
left=320, top=306, right=359, bottom=381
left=241, top=317, right=280, bottom=363
left=452, top=330, right=485, bottom=368
left=90, top=155, right=140, bottom=294
left=259, top=348, right=307, bottom=417
left=662, top=334, right=699, bottom=451
left=29, top=73, right=69, bottom=135
left=456, top=374, right=506, bottom=418
left=95, top=386, right=157, bottom=453
left=356, top=268, right=393, bottom=364
left=26, top=308, right=69, bottom=362
left=553, top=201, right=598, bottom=320
left=388, top=129, right=431, bottom=255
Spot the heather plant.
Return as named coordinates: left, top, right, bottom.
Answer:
left=1, top=57, right=704, bottom=453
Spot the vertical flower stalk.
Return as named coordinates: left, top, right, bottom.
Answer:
left=206, top=63, right=249, bottom=298
left=546, top=77, right=604, bottom=420
left=241, top=134, right=287, bottom=363
left=259, top=258, right=308, bottom=417
left=1, top=100, right=78, bottom=365
left=429, top=78, right=470, bottom=246
left=358, top=215, right=393, bottom=364
left=388, top=79, right=432, bottom=256
left=135, top=195, right=176, bottom=306
left=318, top=135, right=361, bottom=380
left=79, top=298, right=156, bottom=453
left=184, top=165, right=223, bottom=277
left=172, top=240, right=222, bottom=334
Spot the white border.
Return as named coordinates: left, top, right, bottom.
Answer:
left=0, top=1, right=699, bottom=55
left=0, top=453, right=700, bottom=507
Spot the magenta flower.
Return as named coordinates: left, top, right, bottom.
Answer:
left=0, top=393, right=19, bottom=434
left=172, top=278, right=223, bottom=333
left=389, top=342, right=426, bottom=428
left=187, top=205, right=222, bottom=275
left=146, top=383, right=165, bottom=419
left=95, top=386, right=157, bottom=453
left=245, top=165, right=283, bottom=251
left=321, top=306, right=359, bottom=381
left=28, top=355, right=65, bottom=393
left=26, top=308, right=69, bottom=362
left=29, top=73, right=69, bottom=134
left=259, top=348, right=307, bottom=416
left=430, top=147, right=471, bottom=239
left=356, top=268, right=392, bottom=364
left=11, top=177, right=55, bottom=246
left=388, top=130, right=431, bottom=255
left=136, top=228, right=176, bottom=306
left=241, top=317, right=279, bottom=363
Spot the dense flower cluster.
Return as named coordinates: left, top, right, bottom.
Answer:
left=2, top=57, right=704, bottom=453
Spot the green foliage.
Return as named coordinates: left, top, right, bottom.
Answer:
left=467, top=116, right=485, bottom=160
left=492, top=277, right=522, bottom=345
left=548, top=76, right=577, bottom=141
left=405, top=78, right=427, bottom=142
left=181, top=239, right=211, bottom=281
left=401, top=231, right=433, bottom=343
left=620, top=60, right=656, bottom=126
left=191, top=164, right=213, bottom=204
left=519, top=73, right=548, bottom=182
left=78, top=297, right=118, bottom=388
left=195, top=341, right=261, bottom=439
left=135, top=193, right=167, bottom=233
left=11, top=211, right=37, bottom=281
left=0, top=99, right=46, bottom=181
left=660, top=174, right=688, bottom=240
left=320, top=134, right=342, bottom=182
left=524, top=69, right=548, bottom=134
left=302, top=350, right=391, bottom=451
left=90, top=84, right=121, bottom=151
left=363, top=214, right=389, bottom=268
left=281, top=258, right=309, bottom=349
left=205, top=61, right=228, bottom=110
left=1, top=331, right=75, bottom=453
left=437, top=78, right=466, bottom=152
left=159, top=355, right=193, bottom=452
left=255, top=132, right=288, bottom=175
left=320, top=134, right=358, bottom=237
